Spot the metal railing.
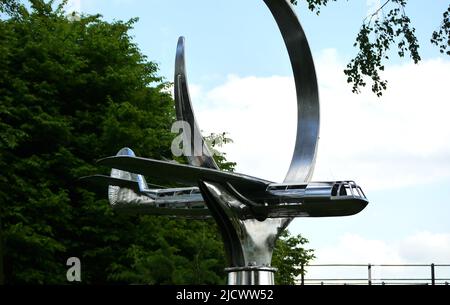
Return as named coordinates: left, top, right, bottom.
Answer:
left=297, top=263, right=450, bottom=285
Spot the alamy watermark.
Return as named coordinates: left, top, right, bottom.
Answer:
left=66, top=257, right=81, bottom=282
left=171, top=120, right=229, bottom=158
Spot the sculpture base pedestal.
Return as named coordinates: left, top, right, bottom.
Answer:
left=225, top=266, right=277, bottom=285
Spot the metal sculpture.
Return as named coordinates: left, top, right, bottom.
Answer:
left=81, top=0, right=368, bottom=285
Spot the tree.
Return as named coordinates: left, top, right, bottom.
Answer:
left=0, top=0, right=21, bottom=16
left=272, top=230, right=315, bottom=285
left=290, top=0, right=449, bottom=96
left=204, top=132, right=236, bottom=172
left=0, top=0, right=228, bottom=284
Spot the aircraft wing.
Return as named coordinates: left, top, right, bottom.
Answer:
left=97, top=156, right=272, bottom=195
left=79, top=174, right=167, bottom=191
left=79, top=174, right=142, bottom=193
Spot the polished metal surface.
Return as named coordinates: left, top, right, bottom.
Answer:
left=85, top=159, right=367, bottom=218
left=83, top=172, right=367, bottom=219
left=108, top=147, right=153, bottom=206
left=98, top=155, right=272, bottom=198
left=198, top=180, right=290, bottom=268
left=225, top=266, right=276, bottom=285
left=264, top=0, right=320, bottom=184
left=174, top=37, right=218, bottom=169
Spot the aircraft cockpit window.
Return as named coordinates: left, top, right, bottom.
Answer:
left=332, top=181, right=366, bottom=199
left=353, top=185, right=362, bottom=197
left=286, top=184, right=307, bottom=190
left=159, top=191, right=175, bottom=197
left=345, top=184, right=353, bottom=196
left=267, top=185, right=288, bottom=191
left=331, top=183, right=339, bottom=196
left=175, top=190, right=191, bottom=196
left=339, top=184, right=347, bottom=196
left=357, top=186, right=367, bottom=199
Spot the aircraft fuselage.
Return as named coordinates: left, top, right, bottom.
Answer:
left=111, top=180, right=368, bottom=219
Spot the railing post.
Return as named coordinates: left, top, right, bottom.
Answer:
left=368, top=264, right=372, bottom=285
left=431, top=263, right=435, bottom=285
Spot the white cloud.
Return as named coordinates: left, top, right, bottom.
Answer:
left=191, top=51, right=450, bottom=191
left=64, top=0, right=134, bottom=14
left=399, top=232, right=450, bottom=263
left=314, top=52, right=450, bottom=191
left=305, top=232, right=450, bottom=284
left=193, top=74, right=298, bottom=183
left=66, top=0, right=81, bottom=13
left=315, top=233, right=404, bottom=264
left=366, top=0, right=381, bottom=17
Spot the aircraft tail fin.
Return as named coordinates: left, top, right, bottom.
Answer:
left=108, top=147, right=150, bottom=205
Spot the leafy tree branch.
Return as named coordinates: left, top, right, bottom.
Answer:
left=289, top=0, right=448, bottom=96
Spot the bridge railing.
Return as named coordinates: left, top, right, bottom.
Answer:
left=297, top=263, right=450, bottom=285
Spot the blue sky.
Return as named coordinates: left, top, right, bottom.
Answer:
left=65, top=0, right=450, bottom=282
left=68, top=0, right=448, bottom=85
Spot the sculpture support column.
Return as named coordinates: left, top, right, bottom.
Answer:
left=225, top=266, right=276, bottom=285
left=198, top=181, right=290, bottom=285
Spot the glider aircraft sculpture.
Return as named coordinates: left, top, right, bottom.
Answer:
left=82, top=0, right=368, bottom=285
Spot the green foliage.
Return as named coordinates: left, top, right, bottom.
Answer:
left=204, top=132, right=236, bottom=172
left=0, top=0, right=21, bottom=16
left=272, top=230, right=315, bottom=285
left=431, top=5, right=450, bottom=56
left=0, top=0, right=226, bottom=284
left=290, top=0, right=338, bottom=15
left=290, top=0, right=449, bottom=96
left=108, top=218, right=225, bottom=284
left=344, top=0, right=420, bottom=96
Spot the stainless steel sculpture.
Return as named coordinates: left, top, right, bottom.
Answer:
left=81, top=0, right=368, bottom=285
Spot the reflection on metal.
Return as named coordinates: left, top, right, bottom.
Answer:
left=198, top=181, right=289, bottom=267
left=80, top=0, right=369, bottom=285
left=225, top=266, right=277, bottom=285
left=95, top=155, right=368, bottom=219
left=174, top=37, right=218, bottom=169
left=264, top=0, right=320, bottom=184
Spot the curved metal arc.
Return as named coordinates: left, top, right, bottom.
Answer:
left=264, top=0, right=320, bottom=184
left=174, top=37, right=219, bottom=169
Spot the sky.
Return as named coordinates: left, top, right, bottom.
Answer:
left=64, top=0, right=450, bottom=283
